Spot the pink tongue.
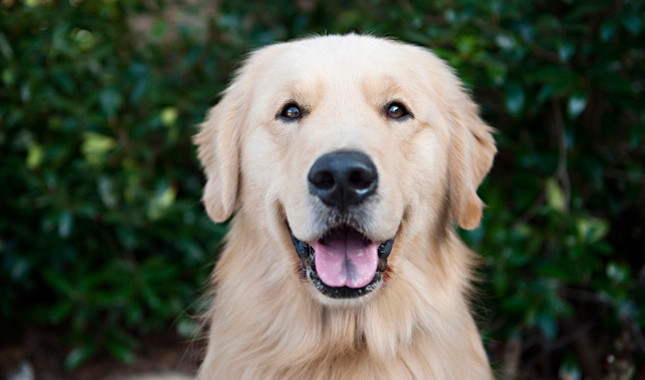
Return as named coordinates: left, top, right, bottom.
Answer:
left=313, top=228, right=378, bottom=289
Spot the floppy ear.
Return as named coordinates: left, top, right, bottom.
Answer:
left=447, top=92, right=496, bottom=230
left=194, top=79, right=247, bottom=223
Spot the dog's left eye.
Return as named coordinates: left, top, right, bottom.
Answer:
left=385, top=102, right=411, bottom=120
left=278, top=103, right=303, bottom=121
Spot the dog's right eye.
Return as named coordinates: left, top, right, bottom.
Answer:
left=278, top=103, right=303, bottom=121
left=385, top=102, right=412, bottom=120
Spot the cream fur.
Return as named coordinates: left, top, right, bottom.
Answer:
left=195, top=34, right=496, bottom=379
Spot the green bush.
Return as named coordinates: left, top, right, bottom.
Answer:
left=1, top=0, right=643, bottom=377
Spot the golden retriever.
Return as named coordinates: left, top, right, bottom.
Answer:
left=194, top=34, right=496, bottom=379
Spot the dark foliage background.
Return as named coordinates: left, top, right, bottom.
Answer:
left=1, top=0, right=643, bottom=378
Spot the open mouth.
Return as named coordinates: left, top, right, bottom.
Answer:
left=289, top=224, right=395, bottom=299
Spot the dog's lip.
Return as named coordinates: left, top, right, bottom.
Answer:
left=286, top=222, right=395, bottom=299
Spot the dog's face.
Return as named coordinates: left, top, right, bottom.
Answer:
left=196, top=35, right=495, bottom=304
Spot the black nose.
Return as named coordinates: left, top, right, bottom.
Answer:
left=307, top=150, right=378, bottom=210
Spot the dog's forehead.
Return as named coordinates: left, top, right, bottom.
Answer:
left=239, top=35, right=455, bottom=129
left=250, top=36, right=427, bottom=93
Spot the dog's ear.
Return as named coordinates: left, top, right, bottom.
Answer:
left=447, top=92, right=496, bottom=230
left=194, top=78, right=247, bottom=223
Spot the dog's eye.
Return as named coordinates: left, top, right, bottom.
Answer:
left=278, top=103, right=303, bottom=121
left=385, top=102, right=411, bottom=120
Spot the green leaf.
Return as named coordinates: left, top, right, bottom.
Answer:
left=158, top=186, right=176, bottom=208
left=557, top=41, right=575, bottom=62
left=142, top=286, right=162, bottom=310
left=58, top=211, right=73, bottom=239
left=576, top=216, right=608, bottom=243
left=81, top=132, right=116, bottom=167
left=100, top=87, right=123, bottom=118
left=42, top=270, right=74, bottom=296
left=536, top=312, right=558, bottom=341
left=456, top=34, right=477, bottom=56
left=126, top=304, right=144, bottom=325
left=546, top=178, right=566, bottom=212
left=147, top=183, right=177, bottom=220
left=152, top=18, right=167, bottom=38
left=0, top=32, right=14, bottom=60
left=621, top=13, right=642, bottom=35
left=7, top=256, right=30, bottom=281
left=504, top=84, right=525, bottom=116
left=558, top=354, right=581, bottom=380
left=606, top=262, right=629, bottom=284
left=176, top=317, right=199, bottom=338
left=567, top=93, right=588, bottom=119
left=161, top=107, right=179, bottom=127
left=21, top=82, right=32, bottom=102
left=537, top=83, right=566, bottom=104
left=600, top=21, right=615, bottom=42
left=71, top=28, right=96, bottom=51
left=106, top=340, right=135, bottom=363
left=49, top=301, right=74, bottom=324
left=1, top=68, right=14, bottom=86
left=116, top=225, right=138, bottom=250
left=65, top=344, right=96, bottom=370
left=26, top=142, right=44, bottom=169
left=494, top=34, right=515, bottom=51
left=98, top=176, right=118, bottom=208
left=484, top=61, right=508, bottom=86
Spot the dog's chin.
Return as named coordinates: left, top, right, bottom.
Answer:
left=288, top=222, right=395, bottom=301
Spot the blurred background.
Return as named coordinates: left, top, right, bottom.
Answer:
left=1, top=0, right=644, bottom=379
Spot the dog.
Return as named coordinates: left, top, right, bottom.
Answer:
left=194, top=34, right=496, bottom=379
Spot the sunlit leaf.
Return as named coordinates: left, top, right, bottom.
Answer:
left=576, top=216, right=608, bottom=243
left=161, top=107, right=179, bottom=127
left=546, top=178, right=566, bottom=212
left=606, top=262, right=629, bottom=284
left=71, top=28, right=96, bottom=51
left=567, top=93, right=588, bottom=119
left=26, top=142, right=44, bottom=169
left=81, top=132, right=115, bottom=167
left=557, top=41, right=575, bottom=62
left=147, top=183, right=177, bottom=220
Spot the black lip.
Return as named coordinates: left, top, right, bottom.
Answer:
left=288, top=224, right=395, bottom=299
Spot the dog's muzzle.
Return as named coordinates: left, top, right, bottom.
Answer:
left=289, top=149, right=395, bottom=299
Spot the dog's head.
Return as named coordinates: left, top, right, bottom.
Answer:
left=195, top=35, right=495, bottom=304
